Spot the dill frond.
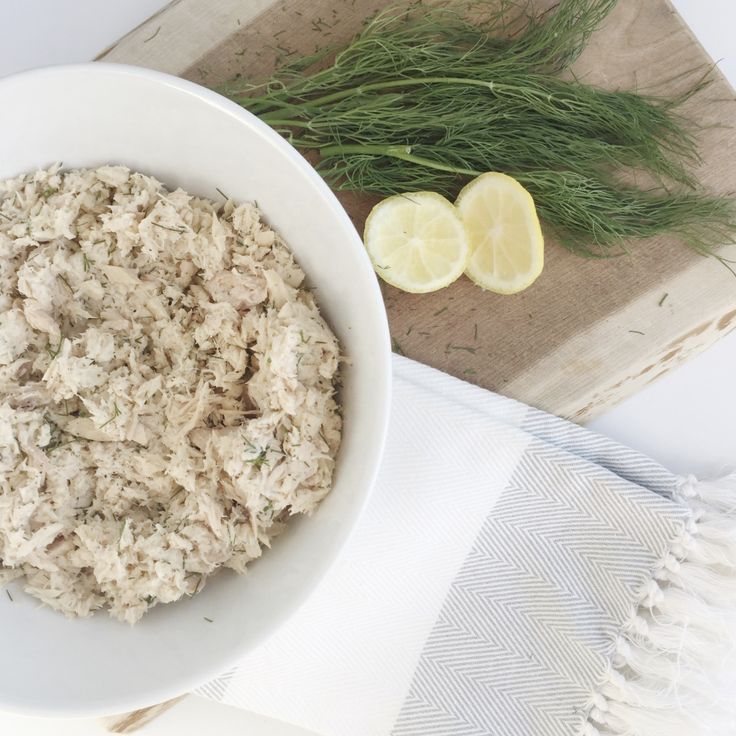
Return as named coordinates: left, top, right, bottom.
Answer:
left=221, top=0, right=735, bottom=256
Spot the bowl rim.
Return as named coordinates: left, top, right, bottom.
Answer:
left=0, top=61, right=392, bottom=718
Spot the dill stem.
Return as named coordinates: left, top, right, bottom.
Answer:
left=258, top=77, right=508, bottom=121
left=239, top=97, right=309, bottom=117
left=319, top=144, right=482, bottom=177
left=309, top=76, right=494, bottom=103
left=262, top=118, right=314, bottom=129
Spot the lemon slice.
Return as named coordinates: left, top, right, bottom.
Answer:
left=364, top=192, right=468, bottom=293
left=456, top=172, right=544, bottom=294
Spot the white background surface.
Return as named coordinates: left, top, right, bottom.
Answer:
left=1, top=0, right=735, bottom=733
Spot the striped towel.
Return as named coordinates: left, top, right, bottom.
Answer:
left=197, top=356, right=736, bottom=736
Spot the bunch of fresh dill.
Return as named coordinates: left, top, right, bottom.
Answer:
left=220, top=0, right=736, bottom=256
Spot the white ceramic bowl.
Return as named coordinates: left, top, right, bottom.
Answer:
left=0, top=64, right=391, bottom=718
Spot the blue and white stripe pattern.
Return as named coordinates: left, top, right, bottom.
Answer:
left=197, top=356, right=731, bottom=736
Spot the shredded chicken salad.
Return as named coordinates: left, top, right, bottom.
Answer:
left=0, top=165, right=341, bottom=623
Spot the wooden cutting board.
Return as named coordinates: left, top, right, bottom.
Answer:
left=98, top=0, right=736, bottom=422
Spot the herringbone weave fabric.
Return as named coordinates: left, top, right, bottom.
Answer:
left=196, top=356, right=690, bottom=735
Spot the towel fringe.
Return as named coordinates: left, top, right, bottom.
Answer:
left=581, top=473, right=736, bottom=736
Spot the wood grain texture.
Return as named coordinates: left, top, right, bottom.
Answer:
left=103, top=696, right=187, bottom=733
left=100, top=0, right=736, bottom=423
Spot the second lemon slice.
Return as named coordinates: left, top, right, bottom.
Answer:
left=364, top=192, right=468, bottom=293
left=456, top=173, right=544, bottom=294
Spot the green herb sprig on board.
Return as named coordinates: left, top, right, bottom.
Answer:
left=220, top=0, right=736, bottom=257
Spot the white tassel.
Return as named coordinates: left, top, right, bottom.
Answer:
left=679, top=474, right=736, bottom=513
left=672, top=536, right=736, bottom=568
left=655, top=585, right=734, bottom=639
left=623, top=611, right=724, bottom=665
left=578, top=723, right=600, bottom=736
left=581, top=473, right=736, bottom=736
left=599, top=698, right=705, bottom=736
left=657, top=559, right=736, bottom=605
